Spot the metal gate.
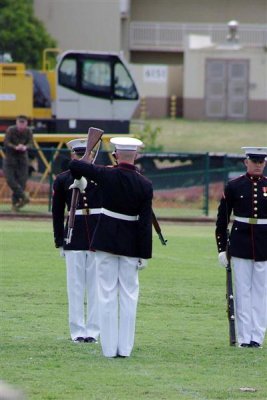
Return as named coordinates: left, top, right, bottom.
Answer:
left=205, top=59, right=249, bottom=119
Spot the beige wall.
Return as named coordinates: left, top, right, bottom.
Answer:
left=129, top=0, right=267, bottom=118
left=131, top=64, right=183, bottom=97
left=33, top=0, right=267, bottom=118
left=131, top=0, right=267, bottom=24
left=184, top=46, right=267, bottom=100
left=34, top=0, right=121, bottom=52
left=184, top=50, right=206, bottom=98
left=249, top=50, right=267, bottom=100
left=183, top=44, right=267, bottom=120
left=130, top=64, right=183, bottom=118
left=34, top=0, right=267, bottom=56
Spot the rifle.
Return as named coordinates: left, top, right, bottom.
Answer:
left=152, top=210, right=167, bottom=245
left=65, top=127, right=104, bottom=244
left=226, top=229, right=236, bottom=346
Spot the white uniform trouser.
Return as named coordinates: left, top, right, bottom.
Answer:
left=95, top=250, right=139, bottom=357
left=65, top=250, right=99, bottom=340
left=232, top=257, right=267, bottom=345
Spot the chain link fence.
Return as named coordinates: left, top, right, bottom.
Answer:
left=0, top=148, right=250, bottom=216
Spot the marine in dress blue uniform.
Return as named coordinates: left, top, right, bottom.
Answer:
left=69, top=137, right=153, bottom=358
left=216, top=147, right=267, bottom=348
left=52, top=138, right=101, bottom=343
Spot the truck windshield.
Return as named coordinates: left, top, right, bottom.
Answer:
left=58, top=52, right=138, bottom=100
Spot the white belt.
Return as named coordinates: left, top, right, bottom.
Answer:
left=73, top=207, right=139, bottom=221
left=234, top=216, right=267, bottom=225
left=71, top=208, right=91, bottom=216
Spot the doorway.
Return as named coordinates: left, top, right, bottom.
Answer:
left=205, top=59, right=249, bottom=119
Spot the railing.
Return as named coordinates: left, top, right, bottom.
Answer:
left=0, top=147, right=247, bottom=216
left=129, top=22, right=267, bottom=51
left=0, top=133, right=115, bottom=204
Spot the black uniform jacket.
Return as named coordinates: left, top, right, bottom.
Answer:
left=69, top=160, right=153, bottom=259
left=52, top=170, right=101, bottom=250
left=216, top=173, right=267, bottom=261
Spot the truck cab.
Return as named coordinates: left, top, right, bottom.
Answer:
left=0, top=50, right=139, bottom=133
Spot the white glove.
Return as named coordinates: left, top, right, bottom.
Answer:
left=59, top=247, right=65, bottom=257
left=218, top=251, right=228, bottom=268
left=137, top=259, right=148, bottom=270
left=69, top=177, right=87, bottom=192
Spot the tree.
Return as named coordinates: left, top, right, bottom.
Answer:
left=0, top=0, right=57, bottom=68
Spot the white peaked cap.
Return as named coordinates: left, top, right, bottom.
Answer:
left=67, top=138, right=87, bottom=152
left=110, top=137, right=144, bottom=151
left=242, top=147, right=267, bottom=159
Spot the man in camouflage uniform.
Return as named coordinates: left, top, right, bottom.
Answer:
left=3, top=115, right=34, bottom=211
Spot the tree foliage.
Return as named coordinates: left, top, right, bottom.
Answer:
left=0, top=0, right=57, bottom=68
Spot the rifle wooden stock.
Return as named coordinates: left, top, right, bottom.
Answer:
left=226, top=230, right=236, bottom=346
left=81, top=127, right=104, bottom=162
left=152, top=210, right=167, bottom=245
left=65, top=127, right=104, bottom=244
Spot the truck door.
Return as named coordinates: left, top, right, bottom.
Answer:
left=112, top=58, right=139, bottom=120
left=56, top=56, right=79, bottom=119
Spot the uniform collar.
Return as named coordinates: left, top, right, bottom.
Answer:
left=246, top=173, right=263, bottom=181
left=117, top=162, right=137, bottom=171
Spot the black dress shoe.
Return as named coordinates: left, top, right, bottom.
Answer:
left=239, top=343, right=251, bottom=348
left=73, top=337, right=84, bottom=343
left=250, top=341, right=262, bottom=348
left=84, top=337, right=98, bottom=343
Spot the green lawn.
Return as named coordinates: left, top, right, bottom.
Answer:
left=1, top=220, right=267, bottom=399
left=132, top=119, right=267, bottom=153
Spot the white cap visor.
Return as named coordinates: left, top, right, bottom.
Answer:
left=110, top=137, right=143, bottom=151
left=242, top=147, right=267, bottom=160
left=67, top=138, right=87, bottom=151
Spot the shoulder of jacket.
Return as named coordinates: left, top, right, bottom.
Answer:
left=135, top=170, right=152, bottom=184
left=228, top=174, right=245, bottom=184
left=55, top=170, right=70, bottom=180
left=141, top=174, right=153, bottom=186
left=7, top=125, right=16, bottom=132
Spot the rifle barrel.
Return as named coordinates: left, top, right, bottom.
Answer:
left=152, top=210, right=167, bottom=245
left=66, top=127, right=104, bottom=244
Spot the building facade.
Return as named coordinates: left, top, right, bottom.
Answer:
left=34, top=0, right=267, bottom=120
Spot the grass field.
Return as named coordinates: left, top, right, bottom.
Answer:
left=133, top=119, right=267, bottom=153
left=1, top=220, right=267, bottom=400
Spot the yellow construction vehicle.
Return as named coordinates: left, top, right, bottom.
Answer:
left=0, top=49, right=139, bottom=133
